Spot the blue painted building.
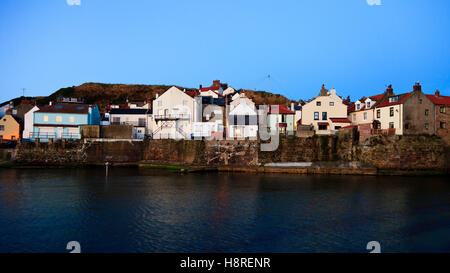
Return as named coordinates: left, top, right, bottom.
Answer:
left=31, top=103, right=100, bottom=140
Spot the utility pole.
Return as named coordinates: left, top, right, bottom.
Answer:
left=22, top=88, right=26, bottom=97
left=268, top=74, right=271, bottom=92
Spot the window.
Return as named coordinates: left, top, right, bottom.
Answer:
left=363, top=112, right=367, bottom=120
left=316, top=101, right=321, bottom=106
left=56, top=116, right=62, bottom=122
left=389, top=96, right=399, bottom=103
left=329, top=102, right=334, bottom=106
left=440, top=107, right=446, bottom=113
left=440, top=122, right=446, bottom=129
left=389, top=122, right=394, bottom=129
left=376, top=109, right=380, bottom=119
left=322, top=112, right=327, bottom=120
left=335, top=126, right=341, bottom=130
left=0, top=125, right=4, bottom=131
left=69, top=117, right=75, bottom=123
left=419, top=99, right=422, bottom=104
left=356, top=104, right=360, bottom=111
left=405, top=123, right=409, bottom=129
left=44, top=116, right=48, bottom=122
left=11, top=136, right=16, bottom=140
left=425, top=123, right=429, bottom=130
left=390, top=107, right=394, bottom=117
left=314, top=112, right=319, bottom=120
left=425, top=109, right=429, bottom=116
left=352, top=114, right=356, bottom=121
left=366, top=102, right=370, bottom=108
left=318, top=125, right=327, bottom=130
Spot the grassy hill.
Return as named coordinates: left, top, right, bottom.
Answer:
left=3, top=82, right=299, bottom=109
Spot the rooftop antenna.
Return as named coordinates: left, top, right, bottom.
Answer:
left=22, top=88, right=26, bottom=97
left=267, top=74, right=271, bottom=92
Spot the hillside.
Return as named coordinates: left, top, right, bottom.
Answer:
left=3, top=82, right=299, bottom=109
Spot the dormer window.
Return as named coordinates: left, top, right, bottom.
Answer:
left=366, top=102, right=371, bottom=108
left=389, top=96, right=399, bottom=103
left=356, top=104, right=360, bottom=111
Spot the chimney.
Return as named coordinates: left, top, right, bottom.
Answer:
left=386, top=85, right=394, bottom=96
left=199, top=84, right=203, bottom=90
left=435, top=89, right=440, bottom=97
left=291, top=102, right=294, bottom=111
left=156, top=93, right=159, bottom=99
left=213, top=80, right=220, bottom=87
left=413, top=81, right=422, bottom=92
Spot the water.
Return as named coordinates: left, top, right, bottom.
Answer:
left=0, top=168, right=449, bottom=253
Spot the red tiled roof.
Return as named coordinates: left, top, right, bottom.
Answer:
left=268, top=104, right=295, bottom=114
left=330, top=118, right=351, bottom=123
left=340, top=125, right=357, bottom=129
left=185, top=90, right=200, bottom=98
left=37, top=103, right=92, bottom=114
left=348, top=93, right=387, bottom=113
left=425, top=94, right=450, bottom=105
left=377, top=92, right=412, bottom=108
left=318, top=122, right=329, bottom=126
left=200, top=86, right=220, bottom=92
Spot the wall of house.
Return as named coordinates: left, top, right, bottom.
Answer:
left=267, top=114, right=295, bottom=134
left=152, top=87, right=202, bottom=138
left=302, top=95, right=347, bottom=134
left=402, top=91, right=436, bottom=135
left=101, top=125, right=133, bottom=139
left=0, top=115, right=20, bottom=140
left=436, top=105, right=450, bottom=145
left=22, top=106, right=39, bottom=139
left=350, top=109, right=374, bottom=125
left=375, top=104, right=403, bottom=135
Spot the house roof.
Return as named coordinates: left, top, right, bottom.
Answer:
left=377, top=92, right=412, bottom=108
left=348, top=93, right=386, bottom=113
left=200, top=86, right=220, bottom=92
left=185, top=90, right=200, bottom=98
left=425, top=94, right=450, bottom=105
left=37, top=103, right=93, bottom=114
left=268, top=104, right=295, bottom=114
left=109, top=108, right=150, bottom=115
left=330, top=118, right=351, bottom=123
left=340, top=125, right=357, bottom=129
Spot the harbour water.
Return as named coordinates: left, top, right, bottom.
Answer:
left=0, top=168, right=449, bottom=253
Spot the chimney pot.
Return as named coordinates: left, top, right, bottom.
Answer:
left=435, top=89, right=440, bottom=97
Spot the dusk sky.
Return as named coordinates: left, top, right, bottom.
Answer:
left=1, top=0, right=449, bottom=103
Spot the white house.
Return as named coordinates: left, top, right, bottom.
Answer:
left=152, top=86, right=202, bottom=139
left=227, top=93, right=258, bottom=139
left=22, top=105, right=40, bottom=139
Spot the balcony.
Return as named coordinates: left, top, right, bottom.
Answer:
left=111, top=121, right=146, bottom=127
left=154, top=114, right=190, bottom=120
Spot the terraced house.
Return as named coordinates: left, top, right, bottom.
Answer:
left=426, top=90, right=450, bottom=144
left=30, top=103, right=100, bottom=141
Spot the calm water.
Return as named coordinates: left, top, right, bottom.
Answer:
left=0, top=168, right=449, bottom=253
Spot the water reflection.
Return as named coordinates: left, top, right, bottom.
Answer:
left=0, top=168, right=449, bottom=253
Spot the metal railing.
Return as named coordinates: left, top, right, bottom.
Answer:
left=153, top=114, right=190, bottom=120
left=111, top=121, right=146, bottom=127
left=29, top=132, right=80, bottom=139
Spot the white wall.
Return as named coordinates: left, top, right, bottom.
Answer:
left=22, top=106, right=39, bottom=139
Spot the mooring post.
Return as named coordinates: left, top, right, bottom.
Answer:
left=105, top=162, right=109, bottom=177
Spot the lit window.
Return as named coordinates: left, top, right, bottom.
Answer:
left=70, top=117, right=75, bottom=123
left=56, top=116, right=62, bottom=122
left=44, top=116, right=48, bottom=122
left=441, top=122, right=446, bottom=129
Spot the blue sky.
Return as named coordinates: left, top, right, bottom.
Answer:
left=1, top=0, right=449, bottom=103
